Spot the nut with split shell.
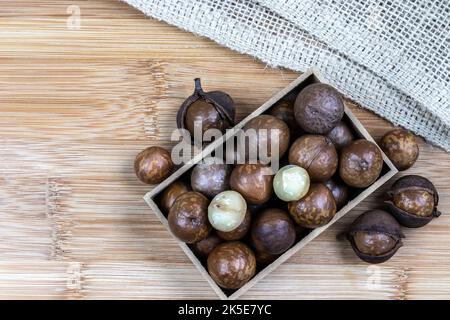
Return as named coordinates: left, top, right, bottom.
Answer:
left=176, top=78, right=235, bottom=142
left=347, top=210, right=404, bottom=264
left=385, top=175, right=441, bottom=228
left=288, top=135, right=338, bottom=182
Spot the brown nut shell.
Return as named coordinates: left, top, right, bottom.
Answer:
left=168, top=191, right=211, bottom=243
left=191, top=233, right=222, bottom=259
left=288, top=135, right=338, bottom=182
left=185, top=100, right=226, bottom=136
left=217, top=209, right=251, bottom=241
left=160, top=181, right=191, bottom=213
left=386, top=175, right=441, bottom=228
left=254, top=250, right=280, bottom=266
left=191, top=157, right=231, bottom=198
left=250, top=208, right=296, bottom=255
left=243, top=115, right=290, bottom=160
left=353, top=232, right=398, bottom=256
left=229, top=163, right=274, bottom=205
left=288, top=183, right=337, bottom=228
left=380, top=129, right=419, bottom=171
left=347, top=209, right=404, bottom=264
left=324, top=178, right=349, bottom=210
left=339, top=139, right=383, bottom=188
left=207, top=241, right=256, bottom=289
left=177, top=78, right=235, bottom=141
left=268, top=100, right=303, bottom=138
left=326, top=121, right=355, bottom=150
left=294, top=83, right=344, bottom=134
left=134, top=146, right=173, bottom=184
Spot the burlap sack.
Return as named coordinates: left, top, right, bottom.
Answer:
left=124, top=0, right=450, bottom=151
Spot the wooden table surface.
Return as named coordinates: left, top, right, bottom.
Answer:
left=0, top=0, right=449, bottom=300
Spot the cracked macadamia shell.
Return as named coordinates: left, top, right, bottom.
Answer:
left=380, top=129, right=419, bottom=171
left=386, top=175, right=441, bottom=228
left=288, top=183, right=337, bottom=228
left=230, top=163, right=274, bottom=205
left=294, top=83, right=344, bottom=134
left=207, top=241, right=256, bottom=289
left=168, top=191, right=211, bottom=243
left=339, top=139, right=383, bottom=188
left=347, top=209, right=404, bottom=264
left=177, top=78, right=235, bottom=142
left=134, top=146, right=173, bottom=184
left=288, top=135, right=338, bottom=182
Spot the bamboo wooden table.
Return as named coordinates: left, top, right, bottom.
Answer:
left=0, top=0, right=449, bottom=300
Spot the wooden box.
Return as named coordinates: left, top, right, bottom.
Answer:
left=144, top=69, right=398, bottom=300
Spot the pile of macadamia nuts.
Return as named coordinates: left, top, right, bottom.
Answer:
left=135, top=79, right=442, bottom=290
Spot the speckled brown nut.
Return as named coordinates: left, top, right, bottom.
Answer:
left=168, top=191, right=211, bottom=243
left=243, top=115, right=290, bottom=160
left=347, top=210, right=404, bottom=264
left=191, top=233, right=222, bottom=259
left=251, top=208, right=296, bottom=255
left=134, top=146, right=173, bottom=184
left=217, top=209, right=251, bottom=241
left=324, top=178, right=349, bottom=210
left=268, top=100, right=303, bottom=138
left=230, top=163, right=274, bottom=205
left=288, top=183, right=337, bottom=228
left=340, top=139, right=383, bottom=188
left=380, top=129, right=419, bottom=171
left=207, top=241, right=256, bottom=289
left=386, top=175, right=441, bottom=228
left=326, top=121, right=355, bottom=150
left=160, top=181, right=191, bottom=213
left=191, top=157, right=231, bottom=198
left=288, top=135, right=338, bottom=182
left=294, top=83, right=344, bottom=134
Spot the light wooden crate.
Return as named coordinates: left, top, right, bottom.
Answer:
left=144, top=69, right=398, bottom=300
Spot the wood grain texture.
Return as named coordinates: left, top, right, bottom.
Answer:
left=0, top=0, right=449, bottom=300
